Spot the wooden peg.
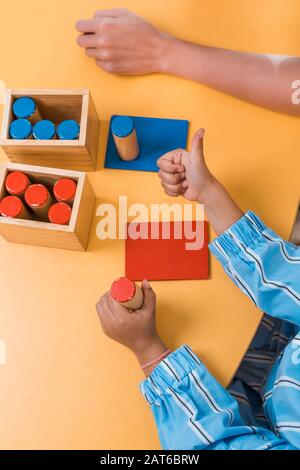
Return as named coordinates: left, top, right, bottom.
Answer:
left=25, top=184, right=53, bottom=221
left=0, top=195, right=31, bottom=220
left=110, top=277, right=144, bottom=310
left=5, top=171, right=31, bottom=196
left=33, top=120, right=56, bottom=140
left=48, top=202, right=72, bottom=225
left=9, top=119, right=32, bottom=139
left=12, top=96, right=42, bottom=123
left=57, top=120, right=80, bottom=140
left=53, top=178, right=77, bottom=204
left=111, top=116, right=139, bottom=161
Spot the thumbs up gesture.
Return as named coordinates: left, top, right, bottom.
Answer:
left=157, top=129, right=214, bottom=203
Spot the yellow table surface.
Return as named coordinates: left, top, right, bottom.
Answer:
left=0, top=0, right=299, bottom=450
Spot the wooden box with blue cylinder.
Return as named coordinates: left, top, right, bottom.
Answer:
left=0, top=89, right=100, bottom=171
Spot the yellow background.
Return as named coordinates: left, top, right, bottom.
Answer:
left=0, top=0, right=299, bottom=450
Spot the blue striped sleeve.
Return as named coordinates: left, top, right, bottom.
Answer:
left=263, top=333, right=300, bottom=449
left=209, top=211, right=300, bottom=327
left=140, top=345, right=294, bottom=450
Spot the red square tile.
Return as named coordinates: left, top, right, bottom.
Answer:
left=125, top=221, right=209, bottom=281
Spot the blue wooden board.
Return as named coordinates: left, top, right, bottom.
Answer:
left=104, top=115, right=189, bottom=172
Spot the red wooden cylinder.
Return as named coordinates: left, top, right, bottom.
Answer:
left=110, top=277, right=144, bottom=310
left=0, top=195, right=30, bottom=219
left=48, top=202, right=72, bottom=225
left=53, top=178, right=77, bottom=204
left=25, top=184, right=53, bottom=220
left=5, top=171, right=30, bottom=196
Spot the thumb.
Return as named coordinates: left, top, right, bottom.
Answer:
left=141, top=280, right=156, bottom=309
left=191, top=128, right=205, bottom=157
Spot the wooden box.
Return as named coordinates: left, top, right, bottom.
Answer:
left=0, top=89, right=100, bottom=171
left=0, top=163, right=96, bottom=251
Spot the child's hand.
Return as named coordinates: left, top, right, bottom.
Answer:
left=157, top=129, right=214, bottom=202
left=96, top=280, right=167, bottom=365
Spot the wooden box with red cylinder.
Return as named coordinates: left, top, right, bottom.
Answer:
left=0, top=162, right=96, bottom=251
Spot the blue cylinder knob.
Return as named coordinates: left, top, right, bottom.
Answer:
left=57, top=120, right=80, bottom=140
left=12, top=97, right=37, bottom=119
left=33, top=120, right=56, bottom=140
left=9, top=119, right=32, bottom=139
left=111, top=116, right=134, bottom=138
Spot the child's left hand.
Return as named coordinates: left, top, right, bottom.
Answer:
left=96, top=280, right=167, bottom=366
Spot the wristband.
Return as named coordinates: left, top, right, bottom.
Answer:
left=141, top=349, right=171, bottom=370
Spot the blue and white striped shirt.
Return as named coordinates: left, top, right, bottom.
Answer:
left=140, top=211, right=300, bottom=450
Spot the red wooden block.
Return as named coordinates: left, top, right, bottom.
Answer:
left=125, top=221, right=209, bottom=281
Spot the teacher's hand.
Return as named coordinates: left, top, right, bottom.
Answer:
left=76, top=8, right=170, bottom=75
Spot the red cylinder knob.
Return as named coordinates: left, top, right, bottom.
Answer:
left=25, top=184, right=53, bottom=220
left=0, top=195, right=30, bottom=219
left=53, top=178, right=77, bottom=203
left=48, top=202, right=72, bottom=225
left=5, top=171, right=30, bottom=196
left=110, top=277, right=144, bottom=310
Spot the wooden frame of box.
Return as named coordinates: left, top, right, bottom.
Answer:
left=0, top=162, right=96, bottom=251
left=0, top=89, right=100, bottom=171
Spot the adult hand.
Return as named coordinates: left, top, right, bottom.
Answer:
left=76, top=8, right=170, bottom=74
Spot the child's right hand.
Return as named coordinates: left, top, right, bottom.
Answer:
left=96, top=280, right=168, bottom=373
left=157, top=129, right=214, bottom=203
